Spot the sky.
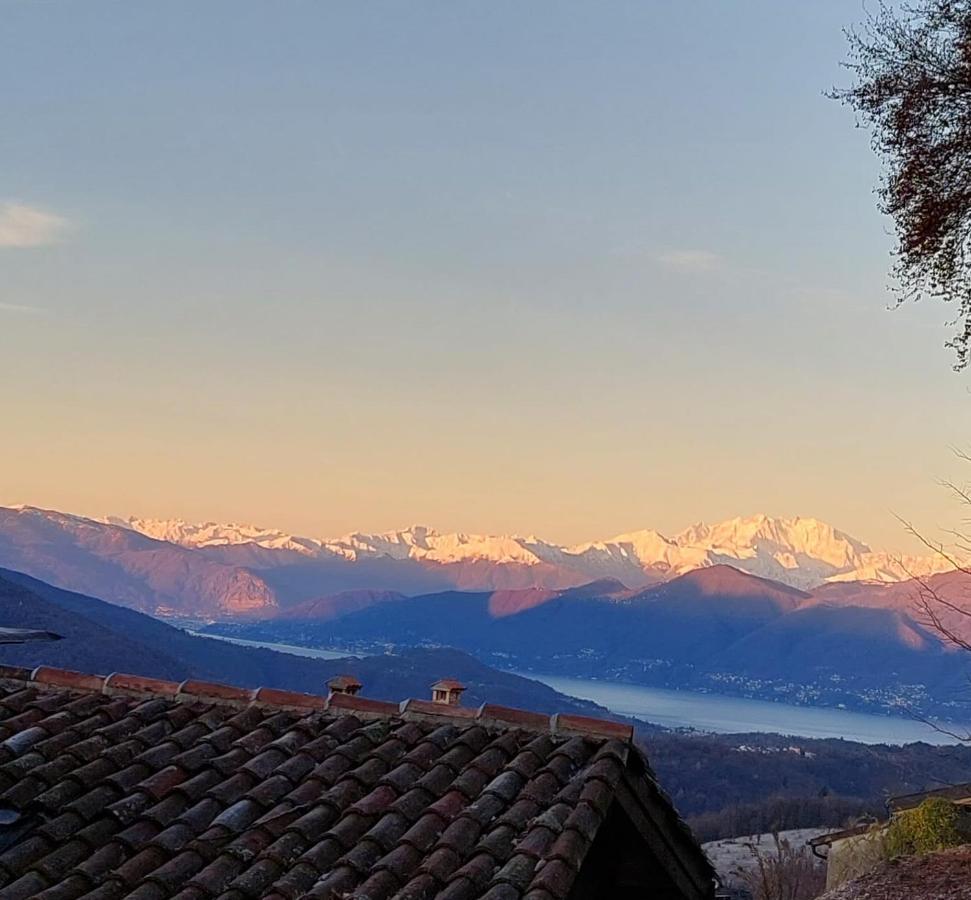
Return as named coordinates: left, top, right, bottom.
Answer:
left=2, top=1, right=969, bottom=551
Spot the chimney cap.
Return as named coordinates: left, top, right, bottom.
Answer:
left=327, top=674, right=362, bottom=692
left=431, top=679, right=466, bottom=692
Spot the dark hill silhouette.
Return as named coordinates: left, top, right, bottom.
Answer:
left=273, top=580, right=631, bottom=626
left=227, top=567, right=805, bottom=668
left=0, top=572, right=186, bottom=677
left=707, top=604, right=961, bottom=686
left=0, top=568, right=608, bottom=716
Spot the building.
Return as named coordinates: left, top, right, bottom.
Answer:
left=810, top=782, right=971, bottom=891
left=809, top=822, right=885, bottom=892
left=887, top=782, right=971, bottom=815
left=0, top=664, right=716, bottom=900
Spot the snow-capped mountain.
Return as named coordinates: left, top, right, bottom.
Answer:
left=101, top=516, right=326, bottom=556
left=105, top=511, right=954, bottom=590
left=0, top=506, right=279, bottom=617
left=0, top=505, right=961, bottom=619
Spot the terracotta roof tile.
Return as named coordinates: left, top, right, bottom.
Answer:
left=551, top=713, right=634, bottom=741
left=491, top=853, right=539, bottom=892
left=31, top=667, right=106, bottom=692
left=521, top=889, right=557, bottom=900
left=438, top=875, right=488, bottom=900
left=394, top=871, right=442, bottom=899
left=3, top=868, right=51, bottom=899
left=0, top=665, right=715, bottom=900
left=479, top=885, right=521, bottom=900
left=327, top=693, right=399, bottom=717
left=177, top=680, right=253, bottom=703
left=105, top=673, right=181, bottom=697
left=401, top=698, right=478, bottom=721
left=251, top=687, right=328, bottom=711
left=302, top=863, right=357, bottom=898
left=349, top=866, right=400, bottom=899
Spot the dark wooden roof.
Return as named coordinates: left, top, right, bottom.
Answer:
left=0, top=664, right=713, bottom=900
left=808, top=823, right=875, bottom=849
left=888, top=780, right=971, bottom=813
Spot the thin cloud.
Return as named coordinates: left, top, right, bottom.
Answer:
left=656, top=249, right=724, bottom=272
left=0, top=302, right=45, bottom=315
left=0, top=203, right=70, bottom=248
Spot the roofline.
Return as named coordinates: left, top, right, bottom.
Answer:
left=889, top=781, right=971, bottom=812
left=0, top=664, right=635, bottom=742
left=808, top=823, right=878, bottom=847
left=617, top=750, right=717, bottom=899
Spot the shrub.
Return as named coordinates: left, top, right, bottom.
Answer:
left=735, top=834, right=826, bottom=900
left=884, top=798, right=965, bottom=858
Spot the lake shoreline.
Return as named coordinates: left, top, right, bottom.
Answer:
left=517, top=671, right=968, bottom=745
left=191, top=630, right=967, bottom=745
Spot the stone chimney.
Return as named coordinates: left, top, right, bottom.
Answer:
left=431, top=679, right=466, bottom=706
left=327, top=675, right=362, bottom=698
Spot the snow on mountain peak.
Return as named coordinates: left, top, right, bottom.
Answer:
left=89, top=509, right=958, bottom=590
left=103, top=516, right=324, bottom=555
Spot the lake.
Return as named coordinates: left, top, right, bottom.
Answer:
left=524, top=673, right=967, bottom=745
left=187, top=631, right=354, bottom=660
left=191, top=631, right=966, bottom=745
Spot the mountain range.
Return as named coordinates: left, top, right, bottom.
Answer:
left=3, top=503, right=971, bottom=716
left=210, top=565, right=971, bottom=718
left=0, top=505, right=956, bottom=618
left=109, top=511, right=951, bottom=588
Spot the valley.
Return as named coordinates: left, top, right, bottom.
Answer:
left=197, top=629, right=967, bottom=743
left=203, top=567, right=971, bottom=720
left=5, top=504, right=971, bottom=721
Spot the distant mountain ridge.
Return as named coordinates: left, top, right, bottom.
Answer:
left=107, top=509, right=952, bottom=589
left=0, top=504, right=957, bottom=618
left=212, top=564, right=971, bottom=718
left=0, top=506, right=278, bottom=617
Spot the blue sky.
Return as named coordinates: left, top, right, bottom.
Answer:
left=2, top=1, right=967, bottom=549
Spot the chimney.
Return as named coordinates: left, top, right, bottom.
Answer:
left=431, top=679, right=466, bottom=706
left=327, top=675, right=362, bottom=698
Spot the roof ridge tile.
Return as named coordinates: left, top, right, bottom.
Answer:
left=252, top=687, right=328, bottom=711
left=32, top=666, right=106, bottom=692
left=550, top=713, right=633, bottom=741
left=106, top=673, right=181, bottom=697
left=0, top=666, right=635, bottom=744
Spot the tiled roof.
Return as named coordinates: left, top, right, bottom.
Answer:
left=0, top=663, right=711, bottom=900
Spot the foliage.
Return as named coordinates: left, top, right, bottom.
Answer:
left=884, top=797, right=966, bottom=857
left=734, top=834, right=826, bottom=900
left=646, top=730, right=971, bottom=835
left=689, top=795, right=879, bottom=844
left=833, top=1, right=971, bottom=367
